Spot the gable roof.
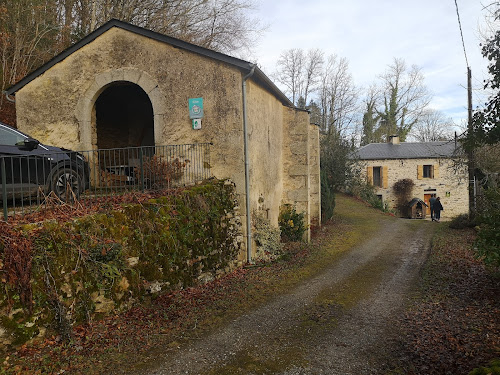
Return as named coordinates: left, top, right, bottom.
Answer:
left=4, top=19, right=293, bottom=107
left=408, top=198, right=428, bottom=207
left=354, top=141, right=461, bottom=160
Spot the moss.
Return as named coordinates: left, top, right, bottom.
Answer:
left=0, top=179, right=241, bottom=346
left=203, top=347, right=307, bottom=375
left=1, top=315, right=40, bottom=346
left=300, top=252, right=392, bottom=334
left=469, top=359, right=500, bottom=375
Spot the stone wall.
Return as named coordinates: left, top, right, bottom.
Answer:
left=246, top=79, right=285, bottom=226
left=0, top=180, right=243, bottom=347
left=360, top=158, right=469, bottom=219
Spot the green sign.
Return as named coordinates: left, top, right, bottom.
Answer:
left=192, top=118, right=202, bottom=130
left=188, top=98, right=203, bottom=119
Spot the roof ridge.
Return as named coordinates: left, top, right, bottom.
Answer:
left=4, top=19, right=293, bottom=106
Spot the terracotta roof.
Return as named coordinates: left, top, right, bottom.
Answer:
left=4, top=19, right=293, bottom=107
left=354, top=141, right=461, bottom=160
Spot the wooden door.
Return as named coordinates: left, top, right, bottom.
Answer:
left=424, top=194, right=432, bottom=215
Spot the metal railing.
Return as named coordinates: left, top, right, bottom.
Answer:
left=1, top=143, right=212, bottom=220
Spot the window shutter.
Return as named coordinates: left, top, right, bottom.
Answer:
left=382, top=166, right=388, bottom=188
left=367, top=166, right=373, bottom=185
left=417, top=165, right=423, bottom=180
left=434, top=164, right=439, bottom=178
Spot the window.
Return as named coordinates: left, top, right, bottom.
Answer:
left=0, top=124, right=26, bottom=146
left=373, top=166, right=382, bottom=187
left=418, top=164, right=439, bottom=180
left=367, top=166, right=388, bottom=188
left=423, top=165, right=434, bottom=178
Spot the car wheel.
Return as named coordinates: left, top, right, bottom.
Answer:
left=51, top=167, right=83, bottom=201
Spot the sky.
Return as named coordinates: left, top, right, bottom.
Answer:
left=249, top=0, right=493, bottom=128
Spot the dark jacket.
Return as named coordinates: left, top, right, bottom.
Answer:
left=434, top=200, right=443, bottom=211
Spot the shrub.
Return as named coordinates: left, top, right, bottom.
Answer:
left=135, top=155, right=188, bottom=189
left=321, top=171, right=335, bottom=222
left=448, top=214, right=477, bottom=229
left=348, top=180, right=385, bottom=211
left=279, top=204, right=307, bottom=242
left=392, top=178, right=415, bottom=215
left=474, top=187, right=500, bottom=267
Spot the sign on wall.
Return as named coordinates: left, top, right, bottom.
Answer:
left=188, top=98, right=203, bottom=119
left=189, top=97, right=203, bottom=130
left=192, top=118, right=202, bottom=130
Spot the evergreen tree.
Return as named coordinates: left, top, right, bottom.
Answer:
left=306, top=99, right=321, bottom=125
left=467, top=15, right=500, bottom=147
left=296, top=96, right=306, bottom=109
left=361, top=98, right=379, bottom=145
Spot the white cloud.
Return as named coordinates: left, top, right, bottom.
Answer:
left=251, top=0, right=489, bottom=124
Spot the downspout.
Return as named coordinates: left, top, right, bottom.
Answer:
left=3, top=91, right=15, bottom=103
left=242, top=64, right=255, bottom=264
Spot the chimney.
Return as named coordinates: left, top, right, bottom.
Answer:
left=388, top=135, right=400, bottom=145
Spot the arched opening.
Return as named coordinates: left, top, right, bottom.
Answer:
left=93, top=82, right=155, bottom=185
left=95, top=81, right=154, bottom=149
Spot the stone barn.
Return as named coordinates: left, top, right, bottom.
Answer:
left=4, top=19, right=320, bottom=261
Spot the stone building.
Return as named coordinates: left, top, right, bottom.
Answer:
left=4, top=19, right=320, bottom=260
left=355, top=135, right=468, bottom=220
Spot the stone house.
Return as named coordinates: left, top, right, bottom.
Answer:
left=355, top=135, right=468, bottom=219
left=4, top=19, right=320, bottom=260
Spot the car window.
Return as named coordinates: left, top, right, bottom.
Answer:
left=0, top=125, right=26, bottom=146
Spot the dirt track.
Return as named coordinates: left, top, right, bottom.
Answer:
left=135, top=210, right=434, bottom=375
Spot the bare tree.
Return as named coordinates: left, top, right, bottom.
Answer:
left=70, top=0, right=264, bottom=55
left=317, top=54, right=359, bottom=196
left=299, top=48, right=324, bottom=107
left=409, top=109, right=455, bottom=142
left=377, top=58, right=431, bottom=141
left=274, top=48, right=325, bottom=107
left=318, top=54, right=359, bottom=136
left=0, top=0, right=62, bottom=123
left=274, top=48, right=305, bottom=105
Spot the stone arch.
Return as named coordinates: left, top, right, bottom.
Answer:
left=75, top=67, right=167, bottom=151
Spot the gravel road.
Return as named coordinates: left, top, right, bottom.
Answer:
left=138, top=216, right=432, bottom=375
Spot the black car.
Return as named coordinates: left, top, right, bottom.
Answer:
left=0, top=122, right=90, bottom=201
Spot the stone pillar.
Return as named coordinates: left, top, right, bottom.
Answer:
left=309, top=123, right=321, bottom=227
left=282, top=108, right=311, bottom=241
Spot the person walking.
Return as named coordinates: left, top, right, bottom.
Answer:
left=434, top=197, right=444, bottom=222
left=429, top=194, right=437, bottom=221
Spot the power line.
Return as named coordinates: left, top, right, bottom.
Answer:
left=454, top=0, right=470, bottom=68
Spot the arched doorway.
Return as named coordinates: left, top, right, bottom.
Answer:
left=95, top=81, right=154, bottom=149
left=93, top=81, right=155, bottom=185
